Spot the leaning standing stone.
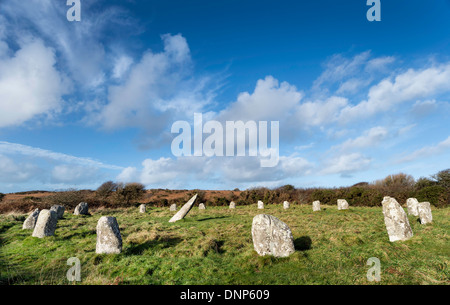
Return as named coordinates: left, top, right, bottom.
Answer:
left=337, top=199, right=349, bottom=210
left=32, top=209, right=58, bottom=238
left=418, top=202, right=433, bottom=224
left=96, top=216, right=122, bottom=254
left=170, top=204, right=177, bottom=211
left=199, top=203, right=206, bottom=210
left=382, top=196, right=413, bottom=242
left=139, top=204, right=146, bottom=213
left=229, top=201, right=236, bottom=209
left=283, top=201, right=290, bottom=209
left=169, top=194, right=198, bottom=223
left=50, top=205, right=65, bottom=219
left=23, top=208, right=40, bottom=230
left=74, top=202, right=89, bottom=215
left=312, top=201, right=321, bottom=212
left=251, top=214, right=295, bottom=257
left=257, top=201, right=264, bottom=209
left=406, top=198, right=419, bottom=216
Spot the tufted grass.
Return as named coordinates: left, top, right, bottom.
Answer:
left=0, top=204, right=448, bottom=285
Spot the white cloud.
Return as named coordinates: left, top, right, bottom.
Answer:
left=0, top=39, right=70, bottom=127
left=0, top=154, right=40, bottom=183
left=320, top=153, right=372, bottom=175
left=333, top=126, right=389, bottom=152
left=51, top=164, right=99, bottom=184
left=397, top=136, right=450, bottom=163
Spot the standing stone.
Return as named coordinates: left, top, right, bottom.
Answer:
left=257, top=201, right=264, bottom=209
left=139, top=204, right=146, bottom=213
left=96, top=216, right=122, bottom=254
left=74, top=202, right=89, bottom=215
left=251, top=214, right=295, bottom=257
left=170, top=204, right=177, bottom=212
left=418, top=202, right=433, bottom=225
left=229, top=201, right=236, bottom=209
left=283, top=201, right=290, bottom=209
left=382, top=196, right=413, bottom=242
left=169, top=194, right=198, bottom=223
left=406, top=198, right=419, bottom=216
left=312, top=201, right=321, bottom=212
left=32, top=209, right=58, bottom=238
left=337, top=199, right=349, bottom=210
left=50, top=205, right=65, bottom=219
left=23, top=208, right=40, bottom=230
left=199, top=203, right=206, bottom=210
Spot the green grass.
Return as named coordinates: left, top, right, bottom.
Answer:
left=0, top=204, right=448, bottom=285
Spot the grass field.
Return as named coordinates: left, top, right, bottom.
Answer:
left=0, top=204, right=448, bottom=285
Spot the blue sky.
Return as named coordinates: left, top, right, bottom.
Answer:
left=0, top=0, right=449, bottom=192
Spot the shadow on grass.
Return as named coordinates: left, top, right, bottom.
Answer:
left=294, top=236, right=312, bottom=251
left=197, top=216, right=231, bottom=222
left=125, top=237, right=183, bottom=255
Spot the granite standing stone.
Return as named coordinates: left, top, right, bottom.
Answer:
left=199, top=203, right=206, bottom=210
left=50, top=205, right=65, bottom=219
left=23, top=208, right=40, bottom=230
left=139, top=204, right=146, bottom=213
left=229, top=201, right=236, bottom=209
left=257, top=201, right=264, bottom=209
left=382, top=196, right=413, bottom=242
left=337, top=199, right=349, bottom=210
left=406, top=198, right=419, bottom=216
left=169, top=194, right=198, bottom=223
left=312, top=201, right=321, bottom=212
left=251, top=214, right=295, bottom=257
left=74, top=202, right=89, bottom=215
left=418, top=202, right=433, bottom=224
left=32, top=209, right=58, bottom=238
left=96, top=216, right=122, bottom=254
left=170, top=204, right=177, bottom=211
left=283, top=201, right=290, bottom=209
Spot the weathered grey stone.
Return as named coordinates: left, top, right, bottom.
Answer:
left=283, top=201, right=290, bottom=209
left=139, top=204, right=146, bottom=213
left=50, top=205, right=65, bottom=219
left=32, top=209, right=58, bottom=238
left=337, top=199, right=349, bottom=210
left=96, top=216, right=122, bottom=254
left=251, top=214, right=295, bottom=257
left=382, top=196, right=413, bottom=242
left=418, top=202, right=432, bottom=225
left=199, top=203, right=206, bottom=210
left=312, top=201, right=321, bottom=212
left=23, top=208, right=40, bottom=230
left=170, top=204, right=177, bottom=212
left=406, top=198, right=419, bottom=216
left=74, top=202, right=89, bottom=215
left=257, top=201, right=264, bottom=209
left=229, top=201, right=236, bottom=209
left=169, top=194, right=198, bottom=223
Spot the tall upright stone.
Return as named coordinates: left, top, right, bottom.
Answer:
left=23, top=208, right=40, bottom=230
left=74, top=202, right=89, bottom=215
left=50, top=205, right=65, bottom=219
left=199, top=203, right=206, bottom=210
left=139, top=204, right=146, bottom=213
left=170, top=204, right=177, bottom=212
left=169, top=194, right=198, bottom=223
left=382, top=196, right=413, bottom=242
left=96, top=216, right=122, bottom=254
left=257, top=201, right=264, bottom=209
left=32, top=209, right=58, bottom=238
left=283, top=201, right=290, bottom=209
left=251, top=214, right=295, bottom=257
left=337, top=199, right=349, bottom=210
left=312, top=201, right=321, bottom=212
left=418, top=202, right=433, bottom=225
left=406, top=198, right=419, bottom=216
left=229, top=201, right=236, bottom=209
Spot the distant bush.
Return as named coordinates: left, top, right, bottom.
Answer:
left=96, top=181, right=118, bottom=198
left=414, top=185, right=448, bottom=208
left=0, top=193, right=4, bottom=202
left=114, top=182, right=146, bottom=205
